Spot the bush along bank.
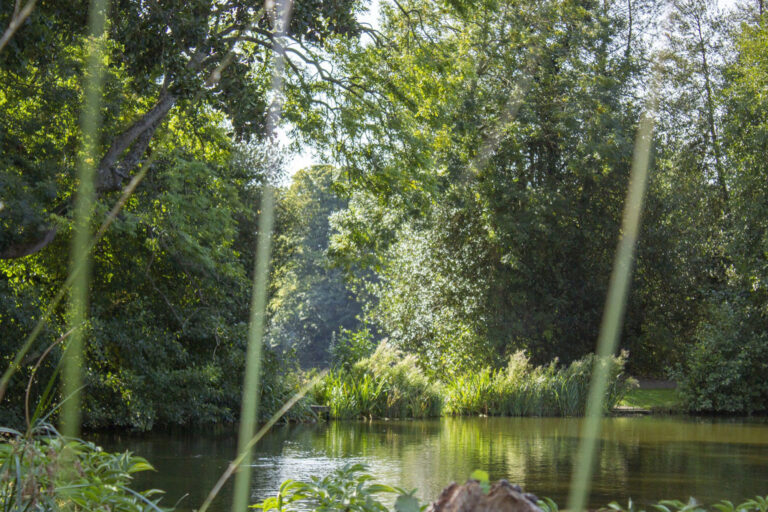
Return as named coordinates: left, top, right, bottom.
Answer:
left=314, top=344, right=636, bottom=419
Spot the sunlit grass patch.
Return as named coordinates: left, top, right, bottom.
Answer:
left=619, top=388, right=680, bottom=411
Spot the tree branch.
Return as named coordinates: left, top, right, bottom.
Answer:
left=96, top=90, right=176, bottom=191
left=0, top=229, right=57, bottom=259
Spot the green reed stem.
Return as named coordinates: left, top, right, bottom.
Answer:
left=60, top=0, right=108, bottom=438
left=231, top=185, right=275, bottom=512
left=231, top=1, right=293, bottom=510
left=201, top=372, right=324, bottom=512
left=566, top=110, right=655, bottom=512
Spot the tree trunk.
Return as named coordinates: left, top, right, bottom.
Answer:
left=0, top=229, right=58, bottom=259
left=0, top=92, right=176, bottom=259
left=96, top=91, right=176, bottom=192
left=427, top=480, right=543, bottom=512
left=696, top=15, right=729, bottom=208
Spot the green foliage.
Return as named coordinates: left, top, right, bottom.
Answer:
left=2, top=148, right=251, bottom=430
left=670, top=15, right=768, bottom=414
left=318, top=346, right=633, bottom=419
left=443, top=351, right=635, bottom=417
left=330, top=327, right=377, bottom=370
left=269, top=165, right=364, bottom=367
left=672, top=299, right=768, bottom=413
left=251, top=463, right=421, bottom=512
left=258, top=352, right=316, bottom=424
left=0, top=146, right=318, bottom=430
left=0, top=428, right=170, bottom=511
left=316, top=0, right=686, bottom=377
left=0, top=0, right=366, bottom=430
left=317, top=342, right=442, bottom=419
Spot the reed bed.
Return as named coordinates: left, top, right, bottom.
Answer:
left=443, top=351, right=635, bottom=417
left=316, top=342, right=443, bottom=419
left=317, top=346, right=635, bottom=419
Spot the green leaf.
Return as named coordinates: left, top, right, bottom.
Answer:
left=469, top=470, right=490, bottom=494
left=395, top=493, right=422, bottom=512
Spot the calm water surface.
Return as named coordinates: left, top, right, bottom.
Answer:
left=96, top=416, right=768, bottom=511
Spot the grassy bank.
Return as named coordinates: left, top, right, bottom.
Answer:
left=618, top=388, right=681, bottom=412
left=315, top=344, right=636, bottom=419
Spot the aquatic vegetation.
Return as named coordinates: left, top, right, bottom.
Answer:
left=317, top=347, right=633, bottom=419
left=442, top=350, right=634, bottom=417
left=317, top=343, right=443, bottom=419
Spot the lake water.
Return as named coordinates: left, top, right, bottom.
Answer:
left=96, top=416, right=768, bottom=511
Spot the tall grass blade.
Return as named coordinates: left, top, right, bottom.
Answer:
left=25, top=327, right=77, bottom=430
left=231, top=1, right=293, bottom=511
left=60, top=0, right=109, bottom=438
left=201, top=373, right=324, bottom=512
left=567, top=109, right=656, bottom=511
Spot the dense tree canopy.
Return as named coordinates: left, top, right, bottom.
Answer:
left=2, top=0, right=768, bottom=427
left=0, top=0, right=364, bottom=429
left=269, top=165, right=363, bottom=366
left=0, top=0, right=361, bottom=259
left=313, top=0, right=657, bottom=372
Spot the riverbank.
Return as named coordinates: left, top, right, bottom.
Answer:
left=617, top=387, right=681, bottom=414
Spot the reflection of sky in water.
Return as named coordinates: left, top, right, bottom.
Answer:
left=97, top=416, right=768, bottom=512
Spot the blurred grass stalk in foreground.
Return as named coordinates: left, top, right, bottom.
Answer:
left=61, top=0, right=109, bottom=439
left=231, top=1, right=294, bottom=511
left=567, top=108, right=656, bottom=512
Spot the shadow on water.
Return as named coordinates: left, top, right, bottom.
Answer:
left=95, top=416, right=768, bottom=511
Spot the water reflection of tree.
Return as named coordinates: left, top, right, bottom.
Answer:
left=297, top=418, right=768, bottom=507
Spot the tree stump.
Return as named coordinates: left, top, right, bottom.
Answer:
left=427, top=480, right=544, bottom=512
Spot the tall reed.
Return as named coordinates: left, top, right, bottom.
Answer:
left=319, top=342, right=443, bottom=419
left=319, top=346, right=634, bottom=419
left=443, top=351, right=635, bottom=417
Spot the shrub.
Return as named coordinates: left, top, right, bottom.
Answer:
left=329, top=328, right=377, bottom=370
left=673, top=299, right=768, bottom=414
left=0, top=427, right=170, bottom=511
left=318, top=342, right=442, bottom=419
left=259, top=351, right=315, bottom=423
left=252, top=462, right=420, bottom=512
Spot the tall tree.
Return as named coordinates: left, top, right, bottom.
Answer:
left=319, top=0, right=656, bottom=372
left=0, top=0, right=362, bottom=259
left=269, top=165, right=363, bottom=366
